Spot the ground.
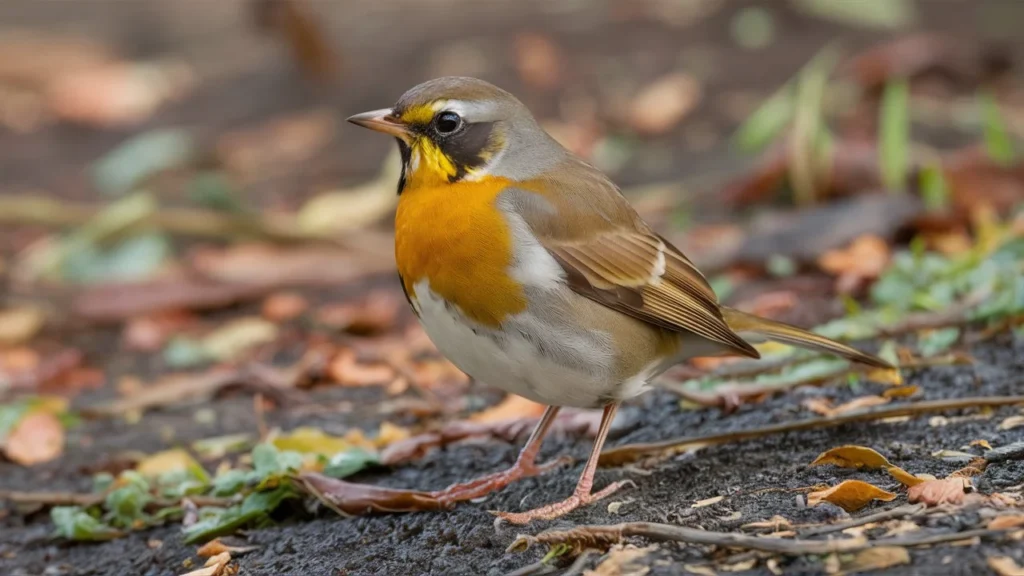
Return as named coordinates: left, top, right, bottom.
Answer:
left=1, top=1, right=1023, bottom=575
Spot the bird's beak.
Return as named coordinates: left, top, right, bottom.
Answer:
left=346, top=108, right=411, bottom=140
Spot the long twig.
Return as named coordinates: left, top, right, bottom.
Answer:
left=799, top=504, right=926, bottom=537
left=599, top=396, right=1024, bottom=466
left=509, top=523, right=1009, bottom=557
left=0, top=489, right=233, bottom=510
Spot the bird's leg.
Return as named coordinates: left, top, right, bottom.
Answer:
left=432, top=405, right=570, bottom=505
left=492, top=402, right=630, bottom=525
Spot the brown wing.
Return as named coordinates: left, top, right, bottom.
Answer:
left=512, top=158, right=759, bottom=359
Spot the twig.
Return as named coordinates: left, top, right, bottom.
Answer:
left=509, top=522, right=1010, bottom=557
left=799, top=504, right=926, bottom=537
left=599, top=395, right=1024, bottom=466
left=0, top=489, right=232, bottom=510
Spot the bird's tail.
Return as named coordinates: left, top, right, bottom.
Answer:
left=721, top=307, right=893, bottom=369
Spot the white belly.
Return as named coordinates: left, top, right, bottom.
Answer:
left=411, top=280, right=619, bottom=408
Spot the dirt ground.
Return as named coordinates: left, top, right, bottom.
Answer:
left=2, top=1, right=1024, bottom=575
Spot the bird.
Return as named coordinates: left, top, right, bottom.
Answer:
left=344, top=76, right=893, bottom=525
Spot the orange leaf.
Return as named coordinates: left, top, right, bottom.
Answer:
left=2, top=411, right=64, bottom=465
left=885, top=466, right=926, bottom=487
left=908, top=477, right=968, bottom=506
left=470, top=395, right=545, bottom=423
left=810, top=445, right=892, bottom=469
left=830, top=395, right=890, bottom=415
left=807, top=480, right=896, bottom=512
left=869, top=368, right=905, bottom=387
left=988, top=557, right=1024, bottom=576
left=987, top=515, right=1024, bottom=530
left=882, top=385, right=918, bottom=398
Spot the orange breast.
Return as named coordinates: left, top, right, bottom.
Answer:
left=395, top=176, right=527, bottom=327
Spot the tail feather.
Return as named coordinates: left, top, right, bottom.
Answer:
left=721, top=307, right=893, bottom=369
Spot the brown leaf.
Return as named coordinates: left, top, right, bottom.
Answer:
left=122, top=310, right=196, bottom=352
left=629, top=72, right=702, bottom=135
left=810, top=445, right=892, bottom=470
left=314, top=292, right=400, bottom=335
left=988, top=557, right=1024, bottom=576
left=884, top=466, right=926, bottom=487
left=513, top=33, right=563, bottom=91
left=589, top=544, right=655, bottom=576
left=999, top=416, right=1024, bottom=431
left=830, top=396, right=891, bottom=415
left=327, top=350, right=396, bottom=387
left=829, top=546, right=910, bottom=575
left=988, top=515, right=1024, bottom=530
left=298, top=472, right=446, bottom=516
left=2, top=411, right=64, bottom=466
left=261, top=292, right=309, bottom=322
left=191, top=243, right=390, bottom=288
left=818, top=235, right=891, bottom=293
left=196, top=539, right=259, bottom=558
left=807, top=480, right=896, bottom=512
left=216, top=109, right=336, bottom=180
left=882, top=385, right=918, bottom=398
left=180, top=551, right=233, bottom=576
left=907, top=477, right=968, bottom=506
left=0, top=306, right=45, bottom=346
left=470, top=395, right=546, bottom=423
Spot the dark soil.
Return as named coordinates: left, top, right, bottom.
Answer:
left=2, top=1, right=1024, bottom=575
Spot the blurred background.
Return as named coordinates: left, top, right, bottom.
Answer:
left=1, top=1, right=1023, bottom=574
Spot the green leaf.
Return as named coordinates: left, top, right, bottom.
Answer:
left=979, top=91, right=1016, bottom=166
left=767, top=254, right=797, bottom=277
left=731, top=6, right=776, bottom=51
left=211, top=469, right=250, bottom=496
left=879, top=79, right=910, bottom=192
left=182, top=485, right=298, bottom=544
left=791, top=0, right=916, bottom=30
left=732, top=85, right=795, bottom=153
left=919, top=327, right=961, bottom=358
left=323, top=448, right=379, bottom=479
left=104, top=483, right=152, bottom=528
left=93, top=129, right=195, bottom=197
left=918, top=163, right=950, bottom=211
left=51, top=507, right=123, bottom=541
left=189, top=171, right=245, bottom=213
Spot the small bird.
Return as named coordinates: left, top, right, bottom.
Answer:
left=346, top=77, right=892, bottom=524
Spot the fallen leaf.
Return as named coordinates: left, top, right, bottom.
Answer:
left=988, top=515, right=1024, bottom=530
left=1, top=410, right=64, bottom=466
left=629, top=72, right=702, bottom=135
left=970, top=439, right=993, bottom=451
left=513, top=33, right=563, bottom=91
left=810, top=445, right=892, bottom=469
left=908, top=477, right=968, bottom=506
left=327, top=350, right=396, bottom=387
left=271, top=427, right=370, bottom=458
left=315, top=292, right=401, bottom=335
left=470, top=395, right=546, bottom=423
left=216, top=109, right=336, bottom=183
left=999, top=416, right=1024, bottom=431
left=808, top=480, right=897, bottom=512
left=830, top=396, right=891, bottom=415
left=885, top=466, right=926, bottom=487
left=683, top=565, right=717, bottom=576
left=818, top=235, right=891, bottom=293
left=692, top=495, right=725, bottom=508
left=828, top=546, right=910, bottom=575
left=200, top=317, right=278, bottom=362
left=189, top=243, right=392, bottom=288
left=0, top=306, right=46, bottom=346
left=296, top=149, right=400, bottom=235
left=931, top=449, right=976, bottom=462
left=180, top=551, right=232, bottom=576
left=589, top=544, right=655, bottom=576
left=803, top=397, right=836, bottom=416
left=136, top=448, right=208, bottom=481
left=988, top=557, right=1024, bottom=576
left=882, top=385, right=918, bottom=398
left=721, top=558, right=757, bottom=572
left=261, top=292, right=309, bottom=322
left=196, top=539, right=258, bottom=557
left=122, top=310, right=196, bottom=352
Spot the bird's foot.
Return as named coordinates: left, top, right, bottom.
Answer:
left=431, top=455, right=572, bottom=505
left=491, top=479, right=632, bottom=525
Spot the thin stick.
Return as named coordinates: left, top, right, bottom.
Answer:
left=599, top=396, right=1024, bottom=466
left=799, top=504, right=926, bottom=537
left=509, top=523, right=1010, bottom=556
left=0, top=489, right=232, bottom=509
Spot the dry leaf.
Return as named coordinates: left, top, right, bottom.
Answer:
left=908, top=477, right=968, bottom=506
left=988, top=515, right=1024, bottom=530
left=867, top=367, right=905, bottom=387
left=1, top=411, right=64, bottom=466
left=0, top=306, right=45, bottom=346
left=885, top=466, right=926, bottom=487
left=327, top=350, right=396, bottom=387
left=808, top=480, right=897, bottom=512
left=200, top=317, right=278, bottom=362
left=180, top=551, right=232, bottom=576
left=999, top=416, right=1024, bottom=431
left=970, top=439, right=993, bottom=451
left=683, top=565, right=717, bottom=576
left=818, top=235, right=891, bottom=293
left=810, top=445, right=892, bottom=469
left=629, top=72, right=702, bottom=135
left=692, top=495, right=725, bottom=508
left=882, top=385, right=918, bottom=398
left=720, top=558, right=757, bottom=572
left=48, top=61, right=193, bottom=127
left=740, top=516, right=792, bottom=532
left=830, top=396, right=890, bottom=415
left=136, top=448, right=203, bottom=479
left=988, top=557, right=1024, bottom=576
left=513, top=33, right=563, bottom=91
left=828, top=546, right=910, bottom=575
left=469, top=395, right=546, bottom=423
left=803, top=397, right=836, bottom=416
left=261, top=292, right=309, bottom=322
left=197, top=539, right=258, bottom=557
left=588, top=544, right=655, bottom=576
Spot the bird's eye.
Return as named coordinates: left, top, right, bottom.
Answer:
left=434, top=111, right=462, bottom=135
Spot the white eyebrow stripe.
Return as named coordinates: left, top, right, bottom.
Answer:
left=432, top=99, right=493, bottom=122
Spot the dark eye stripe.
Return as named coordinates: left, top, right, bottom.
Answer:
left=441, top=121, right=494, bottom=179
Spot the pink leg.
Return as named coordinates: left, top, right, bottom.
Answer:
left=492, top=402, right=630, bottom=525
left=431, top=405, right=570, bottom=505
